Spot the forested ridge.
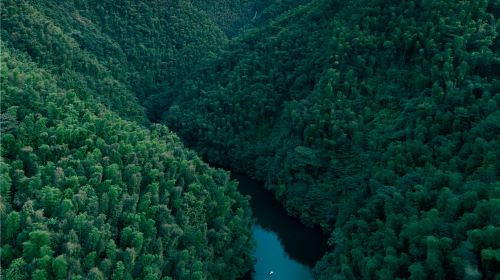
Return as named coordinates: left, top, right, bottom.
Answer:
left=1, top=0, right=229, bottom=122
left=191, top=0, right=309, bottom=36
left=1, top=0, right=499, bottom=279
left=1, top=1, right=255, bottom=279
left=163, top=0, right=500, bottom=279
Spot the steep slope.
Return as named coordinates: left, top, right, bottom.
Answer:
left=163, top=0, right=500, bottom=278
left=191, top=0, right=309, bottom=36
left=0, top=1, right=255, bottom=279
left=0, top=43, right=254, bottom=280
left=1, top=0, right=227, bottom=121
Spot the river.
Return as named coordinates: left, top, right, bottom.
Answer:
left=232, top=173, right=329, bottom=280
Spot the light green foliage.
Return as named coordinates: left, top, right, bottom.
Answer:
left=0, top=7, right=253, bottom=278
left=1, top=0, right=499, bottom=279
left=1, top=0, right=228, bottom=123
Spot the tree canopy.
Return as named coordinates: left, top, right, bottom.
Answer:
left=0, top=1, right=258, bottom=279
left=1, top=0, right=499, bottom=279
left=162, top=0, right=500, bottom=278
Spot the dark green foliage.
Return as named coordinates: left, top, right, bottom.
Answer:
left=2, top=0, right=499, bottom=279
left=1, top=0, right=227, bottom=122
left=162, top=0, right=500, bottom=278
left=191, top=0, right=310, bottom=36
left=0, top=7, right=253, bottom=279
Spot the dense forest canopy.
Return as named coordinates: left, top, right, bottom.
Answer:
left=162, top=0, right=500, bottom=279
left=1, top=0, right=229, bottom=122
left=1, top=0, right=500, bottom=279
left=0, top=0, right=259, bottom=279
left=0, top=44, right=255, bottom=280
left=191, top=0, right=309, bottom=36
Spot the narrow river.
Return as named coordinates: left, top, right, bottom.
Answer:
left=232, top=173, right=329, bottom=280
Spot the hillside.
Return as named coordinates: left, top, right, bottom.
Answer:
left=1, top=0, right=227, bottom=121
left=0, top=1, right=254, bottom=279
left=2, top=0, right=499, bottom=279
left=191, top=0, right=309, bottom=36
left=163, top=0, right=500, bottom=279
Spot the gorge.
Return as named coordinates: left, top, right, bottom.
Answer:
left=1, top=0, right=499, bottom=279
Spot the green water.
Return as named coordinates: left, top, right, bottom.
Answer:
left=234, top=173, right=328, bottom=280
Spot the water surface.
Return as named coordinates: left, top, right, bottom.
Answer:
left=233, top=173, right=328, bottom=280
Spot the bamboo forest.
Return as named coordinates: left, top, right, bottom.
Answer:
left=1, top=0, right=499, bottom=279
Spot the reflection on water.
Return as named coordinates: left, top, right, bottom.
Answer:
left=251, top=225, right=314, bottom=280
left=233, top=173, right=328, bottom=280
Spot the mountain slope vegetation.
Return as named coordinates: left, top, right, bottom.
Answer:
left=163, top=0, right=500, bottom=278
left=191, top=0, right=310, bottom=36
left=2, top=0, right=499, bottom=279
left=1, top=0, right=227, bottom=121
left=1, top=1, right=255, bottom=279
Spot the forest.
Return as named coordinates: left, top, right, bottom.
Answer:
left=1, top=0, right=499, bottom=279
